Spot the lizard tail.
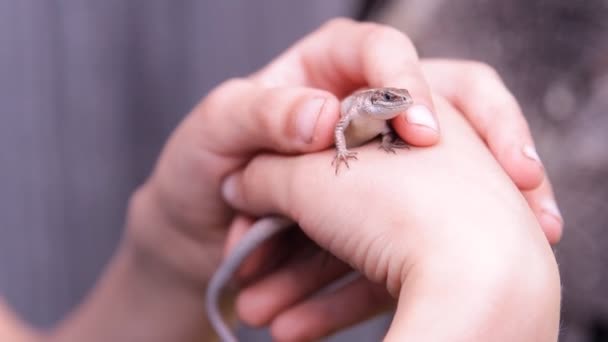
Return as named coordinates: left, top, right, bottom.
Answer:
left=205, top=216, right=294, bottom=342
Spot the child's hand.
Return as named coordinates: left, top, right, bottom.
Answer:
left=222, top=97, right=561, bottom=341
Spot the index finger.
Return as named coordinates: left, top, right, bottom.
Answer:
left=254, top=18, right=432, bottom=101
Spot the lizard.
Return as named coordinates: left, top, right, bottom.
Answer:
left=205, top=87, right=413, bottom=342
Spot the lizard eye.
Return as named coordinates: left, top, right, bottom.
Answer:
left=383, top=93, right=393, bottom=101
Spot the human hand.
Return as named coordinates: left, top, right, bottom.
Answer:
left=126, top=17, right=561, bottom=340
left=245, top=18, right=562, bottom=243
left=206, top=18, right=561, bottom=340
left=222, top=96, right=561, bottom=341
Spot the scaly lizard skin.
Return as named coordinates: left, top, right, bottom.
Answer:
left=206, top=88, right=413, bottom=342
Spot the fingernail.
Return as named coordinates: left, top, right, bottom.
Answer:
left=539, top=212, right=563, bottom=245
left=405, top=105, right=438, bottom=131
left=541, top=199, right=563, bottom=224
left=296, top=97, right=326, bottom=144
left=221, top=174, right=240, bottom=205
left=522, top=144, right=542, bottom=164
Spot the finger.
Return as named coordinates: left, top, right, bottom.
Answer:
left=523, top=178, right=563, bottom=245
left=421, top=59, right=545, bottom=190
left=197, top=79, right=341, bottom=157
left=269, top=277, right=393, bottom=342
left=221, top=147, right=290, bottom=214
left=236, top=251, right=351, bottom=327
left=253, top=18, right=439, bottom=146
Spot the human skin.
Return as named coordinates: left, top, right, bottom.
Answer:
left=0, top=18, right=560, bottom=341
left=223, top=96, right=561, bottom=341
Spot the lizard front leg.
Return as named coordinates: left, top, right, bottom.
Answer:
left=332, top=114, right=357, bottom=174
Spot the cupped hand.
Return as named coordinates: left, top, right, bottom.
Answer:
left=223, top=97, right=561, bottom=341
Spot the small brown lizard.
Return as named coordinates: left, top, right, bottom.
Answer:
left=206, top=88, right=413, bottom=342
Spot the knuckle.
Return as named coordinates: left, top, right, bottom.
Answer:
left=321, top=17, right=356, bottom=32
left=364, top=23, right=415, bottom=52
left=478, top=85, right=518, bottom=112
left=251, top=88, right=281, bottom=137
left=457, top=62, right=532, bottom=134
left=201, top=77, right=250, bottom=114
left=466, top=61, right=502, bottom=84
left=254, top=87, right=327, bottom=149
left=361, top=25, right=418, bottom=85
left=219, top=76, right=251, bottom=90
left=320, top=19, right=415, bottom=55
left=216, top=77, right=253, bottom=104
left=478, top=92, right=520, bottom=126
left=462, top=63, right=518, bottom=112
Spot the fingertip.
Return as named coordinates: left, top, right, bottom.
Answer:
left=271, top=312, right=315, bottom=342
left=525, top=188, right=563, bottom=245
left=292, top=91, right=341, bottom=149
left=404, top=105, right=439, bottom=133
left=522, top=144, right=542, bottom=164
left=505, top=144, right=545, bottom=190
left=294, top=97, right=326, bottom=144
left=538, top=212, right=563, bottom=245
left=209, top=84, right=342, bottom=156
left=538, top=198, right=564, bottom=245
left=235, top=289, right=273, bottom=327
left=306, top=95, right=341, bottom=149
left=263, top=87, right=341, bottom=153
left=393, top=105, right=440, bottom=147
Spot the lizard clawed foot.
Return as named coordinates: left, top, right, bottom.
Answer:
left=379, top=138, right=410, bottom=154
left=332, top=150, right=358, bottom=174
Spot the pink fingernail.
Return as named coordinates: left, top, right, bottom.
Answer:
left=541, top=199, right=563, bottom=224
left=522, top=145, right=542, bottom=164
left=296, top=97, right=326, bottom=144
left=405, top=105, right=438, bottom=131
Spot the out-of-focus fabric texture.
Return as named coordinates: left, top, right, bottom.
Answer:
left=0, top=1, right=392, bottom=341
left=381, top=1, right=608, bottom=341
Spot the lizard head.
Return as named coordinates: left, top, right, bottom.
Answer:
left=366, top=88, right=413, bottom=119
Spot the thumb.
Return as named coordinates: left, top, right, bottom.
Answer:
left=144, top=80, right=340, bottom=235
left=195, top=79, right=341, bottom=157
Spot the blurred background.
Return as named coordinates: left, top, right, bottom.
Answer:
left=0, top=1, right=605, bottom=341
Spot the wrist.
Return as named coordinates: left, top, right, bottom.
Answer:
left=387, top=219, right=561, bottom=341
